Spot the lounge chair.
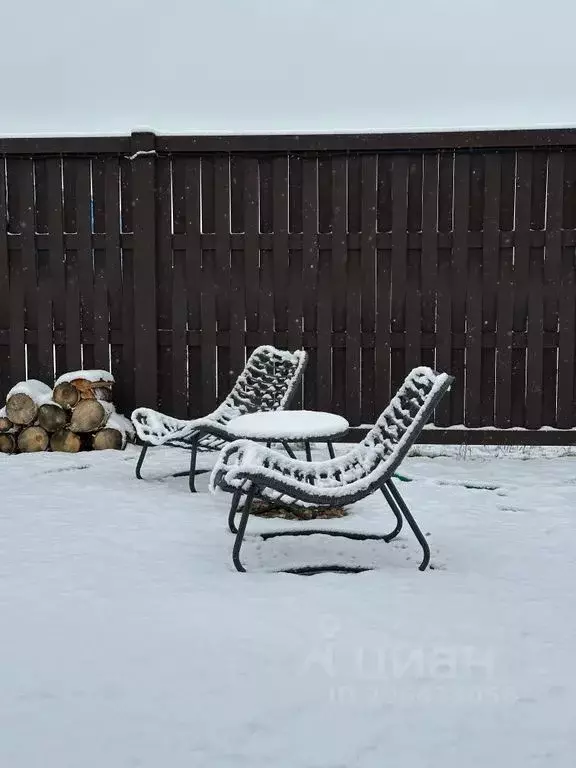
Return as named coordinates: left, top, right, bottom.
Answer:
left=210, top=367, right=453, bottom=572
left=132, top=346, right=307, bottom=492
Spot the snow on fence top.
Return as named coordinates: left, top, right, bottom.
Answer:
left=54, top=370, right=115, bottom=386
left=7, top=380, right=53, bottom=404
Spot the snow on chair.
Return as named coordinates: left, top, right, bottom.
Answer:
left=210, top=367, right=453, bottom=572
left=131, top=346, right=307, bottom=492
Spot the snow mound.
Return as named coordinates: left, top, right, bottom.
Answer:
left=7, top=380, right=53, bottom=404
left=55, top=370, right=115, bottom=386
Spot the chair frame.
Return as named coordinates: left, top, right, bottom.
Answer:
left=211, top=368, right=453, bottom=573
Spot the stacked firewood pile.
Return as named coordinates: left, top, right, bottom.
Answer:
left=0, top=370, right=134, bottom=454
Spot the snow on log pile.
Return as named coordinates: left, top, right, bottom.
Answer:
left=0, top=371, right=135, bottom=454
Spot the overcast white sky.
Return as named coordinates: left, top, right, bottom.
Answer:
left=2, top=0, right=575, bottom=136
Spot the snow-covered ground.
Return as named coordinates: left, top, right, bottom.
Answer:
left=1, top=444, right=576, bottom=767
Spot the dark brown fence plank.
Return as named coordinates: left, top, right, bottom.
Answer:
left=435, top=151, right=454, bottom=425
left=214, top=156, right=231, bottom=399
left=156, top=156, right=173, bottom=414
left=542, top=153, right=562, bottom=427
left=360, top=155, right=377, bottom=423
left=465, top=154, right=484, bottom=427
left=317, top=157, right=332, bottom=411
left=405, top=154, right=423, bottom=375
left=184, top=157, right=202, bottom=417
left=62, top=160, right=82, bottom=372
left=243, top=157, right=259, bottom=359
left=451, top=153, right=470, bottom=426
left=480, top=154, right=501, bottom=426
left=131, top=134, right=158, bottom=409
left=420, top=153, right=438, bottom=375
left=331, top=156, right=347, bottom=415
left=200, top=156, right=217, bottom=414
left=375, top=155, right=393, bottom=413
left=272, top=156, right=289, bottom=349
left=390, top=156, right=409, bottom=400
left=46, top=158, right=66, bottom=377
left=75, top=158, right=95, bottom=370
left=515, top=152, right=536, bottom=427
left=171, top=248, right=188, bottom=418
left=93, top=249, right=109, bottom=371
left=104, top=158, right=123, bottom=402
left=0, top=159, right=11, bottom=397
left=346, top=155, right=362, bottom=425
left=302, top=157, right=319, bottom=411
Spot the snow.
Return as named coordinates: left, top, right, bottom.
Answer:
left=54, top=369, right=115, bottom=386
left=106, top=413, right=136, bottom=448
left=6, top=379, right=53, bottom=404
left=1, top=443, right=576, bottom=767
left=227, top=410, right=349, bottom=439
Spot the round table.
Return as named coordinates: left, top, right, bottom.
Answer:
left=227, top=410, right=349, bottom=460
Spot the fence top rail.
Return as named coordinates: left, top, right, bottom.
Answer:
left=2, top=128, right=576, bottom=156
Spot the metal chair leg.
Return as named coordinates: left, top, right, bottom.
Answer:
left=386, top=478, right=430, bottom=571
left=188, top=436, right=200, bottom=493
left=327, top=441, right=335, bottom=459
left=232, top=486, right=257, bottom=573
left=228, top=489, right=242, bottom=534
left=135, top=444, right=148, bottom=479
left=380, top=485, right=404, bottom=541
left=305, top=440, right=312, bottom=461
left=281, top=441, right=297, bottom=459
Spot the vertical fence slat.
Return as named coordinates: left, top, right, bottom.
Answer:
left=200, top=156, right=217, bottom=415
left=272, top=156, right=289, bottom=349
left=214, top=156, right=231, bottom=399
left=390, top=156, right=409, bottom=398
left=421, top=153, right=438, bottom=375
left=465, top=155, right=484, bottom=427
left=346, top=155, right=362, bottom=425
left=287, top=155, right=304, bottom=407
left=375, top=155, right=392, bottom=412
left=46, top=158, right=66, bottom=377
left=184, top=157, right=202, bottom=417
left=303, top=157, right=319, bottom=411
left=542, top=152, right=563, bottom=427
left=259, top=159, right=275, bottom=347
left=435, top=151, right=454, bottom=425
left=104, top=158, right=124, bottom=402
left=62, top=159, right=82, bottom=372
left=244, top=157, right=260, bottom=358
left=156, top=156, right=173, bottom=414
left=331, top=156, right=347, bottom=415
left=131, top=133, right=158, bottom=409
left=560, top=150, right=576, bottom=426
left=17, top=159, right=39, bottom=378
left=451, top=153, right=469, bottom=426
left=228, top=156, right=246, bottom=379
left=0, top=159, right=11, bottom=397
left=495, top=152, right=516, bottom=427
left=360, top=155, right=377, bottom=423
left=480, top=154, right=501, bottom=427
left=405, top=154, right=423, bottom=375
left=317, top=158, right=332, bottom=412
left=515, top=152, right=535, bottom=427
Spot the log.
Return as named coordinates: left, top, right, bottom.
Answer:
left=6, top=380, right=53, bottom=425
left=52, top=382, right=80, bottom=409
left=0, top=407, right=14, bottom=433
left=69, top=400, right=114, bottom=433
left=72, top=379, right=113, bottom=401
left=37, top=402, right=68, bottom=432
left=17, top=425, right=50, bottom=452
left=0, top=434, right=16, bottom=454
left=50, top=429, right=83, bottom=453
left=92, top=428, right=123, bottom=451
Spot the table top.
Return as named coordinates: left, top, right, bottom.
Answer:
left=227, top=410, right=349, bottom=440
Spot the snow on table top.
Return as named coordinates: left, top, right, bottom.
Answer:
left=227, top=410, right=349, bottom=439
left=54, top=369, right=115, bottom=386
left=6, top=379, right=53, bottom=403
left=1, top=445, right=576, bottom=767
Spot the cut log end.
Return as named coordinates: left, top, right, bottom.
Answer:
left=0, top=434, right=16, bottom=454
left=69, top=400, right=110, bottom=433
left=53, top=382, right=80, bottom=409
left=50, top=429, right=83, bottom=453
left=92, top=428, right=124, bottom=451
left=6, top=393, right=38, bottom=426
left=38, top=403, right=68, bottom=433
left=17, top=426, right=49, bottom=453
left=0, top=416, right=14, bottom=433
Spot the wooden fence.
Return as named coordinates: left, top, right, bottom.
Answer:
left=1, top=129, right=576, bottom=444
